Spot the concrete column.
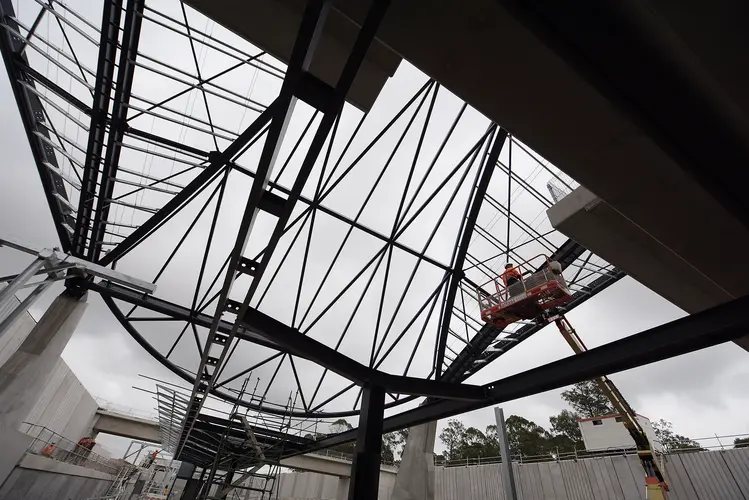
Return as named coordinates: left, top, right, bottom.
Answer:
left=336, top=477, right=350, bottom=500
left=390, top=420, right=437, bottom=500
left=0, top=290, right=87, bottom=487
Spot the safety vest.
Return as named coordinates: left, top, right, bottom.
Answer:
left=501, top=267, right=521, bottom=284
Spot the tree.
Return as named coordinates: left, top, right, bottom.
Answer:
left=652, top=419, right=701, bottom=452
left=561, top=380, right=614, bottom=418
left=439, top=419, right=466, bottom=460
left=396, top=428, right=410, bottom=456
left=505, top=415, right=551, bottom=457
left=457, top=426, right=501, bottom=459
left=382, top=432, right=399, bottom=463
left=734, top=437, right=749, bottom=449
left=329, top=418, right=353, bottom=434
left=328, top=419, right=356, bottom=454
left=549, top=410, right=584, bottom=453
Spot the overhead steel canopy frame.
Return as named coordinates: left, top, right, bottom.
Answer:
left=0, top=0, right=617, bottom=419
left=5, top=0, right=734, bottom=484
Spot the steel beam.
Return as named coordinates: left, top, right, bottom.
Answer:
left=174, top=0, right=393, bottom=460
left=297, top=291, right=749, bottom=453
left=0, top=0, right=75, bottom=250
left=88, top=0, right=145, bottom=262
left=72, top=0, right=122, bottom=256
left=435, top=127, right=508, bottom=376
left=98, top=99, right=280, bottom=266
left=347, top=385, right=385, bottom=500
left=173, top=0, right=334, bottom=460
left=242, top=307, right=486, bottom=400
left=90, top=281, right=279, bottom=351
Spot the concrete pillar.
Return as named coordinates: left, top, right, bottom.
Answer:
left=0, top=290, right=87, bottom=487
left=390, top=420, right=437, bottom=500
left=336, top=477, right=350, bottom=500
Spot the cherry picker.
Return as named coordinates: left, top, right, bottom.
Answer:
left=477, top=255, right=669, bottom=499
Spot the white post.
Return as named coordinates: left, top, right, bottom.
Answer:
left=494, top=407, right=518, bottom=500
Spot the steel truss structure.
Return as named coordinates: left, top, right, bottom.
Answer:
left=2, top=0, right=745, bottom=498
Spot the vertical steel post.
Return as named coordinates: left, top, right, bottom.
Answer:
left=348, top=385, right=386, bottom=500
left=494, top=407, right=518, bottom=500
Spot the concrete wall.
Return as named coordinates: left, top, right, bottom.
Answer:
left=22, top=358, right=98, bottom=442
left=267, top=448, right=749, bottom=500
left=270, top=472, right=396, bottom=500
left=0, top=453, right=113, bottom=500
left=1, top=293, right=98, bottom=443
left=0, top=290, right=38, bottom=367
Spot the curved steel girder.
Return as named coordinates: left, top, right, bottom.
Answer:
left=99, top=286, right=423, bottom=418
left=91, top=246, right=621, bottom=419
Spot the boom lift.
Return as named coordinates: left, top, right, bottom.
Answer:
left=477, top=257, right=669, bottom=499
left=477, top=255, right=573, bottom=330
left=551, top=314, right=669, bottom=500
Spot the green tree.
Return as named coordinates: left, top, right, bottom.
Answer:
left=549, top=409, right=584, bottom=453
left=483, top=425, right=500, bottom=455
left=652, top=419, right=701, bottom=452
left=505, top=415, right=551, bottom=457
left=439, top=419, right=466, bottom=460
left=561, top=381, right=614, bottom=418
left=734, top=437, right=749, bottom=449
left=456, top=426, right=500, bottom=459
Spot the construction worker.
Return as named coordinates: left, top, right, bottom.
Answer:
left=501, top=263, right=522, bottom=291
left=41, top=442, right=56, bottom=457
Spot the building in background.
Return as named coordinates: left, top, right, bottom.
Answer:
left=578, top=414, right=663, bottom=453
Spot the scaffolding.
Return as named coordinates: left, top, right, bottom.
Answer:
left=154, top=374, right=313, bottom=500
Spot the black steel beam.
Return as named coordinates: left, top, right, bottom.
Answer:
left=242, top=307, right=485, bottom=401
left=296, top=291, right=749, bottom=454
left=0, top=0, right=75, bottom=250
left=347, top=385, right=385, bottom=500
left=14, top=59, right=92, bottom=115
left=98, top=99, right=280, bottom=266
left=88, top=0, right=145, bottom=262
left=435, top=127, right=508, bottom=376
left=72, top=0, right=122, bottom=257
left=174, top=0, right=336, bottom=459
left=90, top=280, right=282, bottom=350
left=127, top=126, right=209, bottom=158
left=195, top=414, right=312, bottom=447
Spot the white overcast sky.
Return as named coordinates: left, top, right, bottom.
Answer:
left=1, top=0, right=748, bottom=458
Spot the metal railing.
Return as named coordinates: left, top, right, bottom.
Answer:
left=95, top=397, right=159, bottom=422
left=307, top=447, right=398, bottom=468
left=478, top=266, right=568, bottom=311
left=433, top=433, right=749, bottom=468
left=21, top=423, right=124, bottom=475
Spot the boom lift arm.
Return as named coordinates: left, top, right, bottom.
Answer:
left=551, top=314, right=669, bottom=500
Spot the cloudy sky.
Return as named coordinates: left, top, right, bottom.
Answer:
left=1, top=0, right=748, bottom=459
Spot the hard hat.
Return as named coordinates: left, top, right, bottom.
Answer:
left=505, top=263, right=513, bottom=269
